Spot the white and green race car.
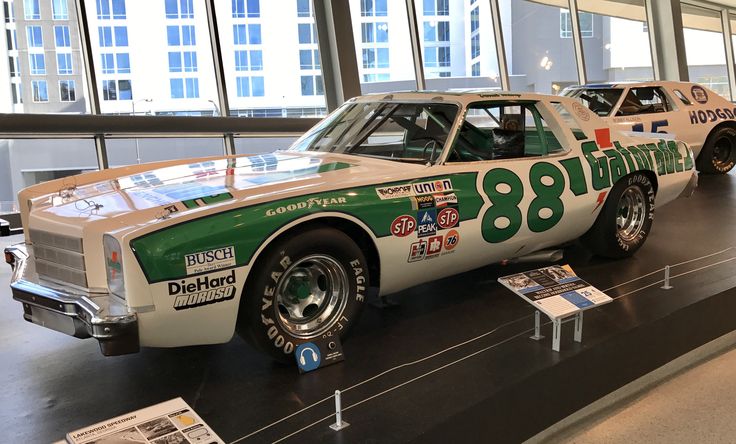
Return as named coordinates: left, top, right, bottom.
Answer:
left=5, top=91, right=697, bottom=361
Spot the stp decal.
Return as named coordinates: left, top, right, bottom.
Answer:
left=437, top=207, right=459, bottom=229
left=391, top=215, right=417, bottom=237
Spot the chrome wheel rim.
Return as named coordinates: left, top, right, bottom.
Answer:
left=616, top=186, right=646, bottom=242
left=275, top=254, right=349, bottom=338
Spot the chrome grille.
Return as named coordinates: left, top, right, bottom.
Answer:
left=30, top=229, right=88, bottom=288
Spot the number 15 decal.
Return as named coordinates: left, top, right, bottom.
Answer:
left=632, top=119, right=669, bottom=134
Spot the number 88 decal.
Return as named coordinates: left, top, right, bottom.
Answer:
left=481, top=163, right=566, bottom=243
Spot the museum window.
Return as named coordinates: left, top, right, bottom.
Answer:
left=232, top=0, right=259, bottom=18
left=577, top=0, right=654, bottom=83
left=682, top=4, right=731, bottom=99
left=31, top=79, right=47, bottom=102
left=24, top=0, right=40, bottom=20
left=56, top=53, right=72, bottom=74
left=165, top=0, right=194, bottom=19
left=501, top=0, right=579, bottom=93
left=29, top=53, right=45, bottom=75
left=54, top=25, right=70, bottom=47
left=59, top=79, right=75, bottom=101
left=52, top=0, right=68, bottom=20
left=27, top=25, right=42, bottom=48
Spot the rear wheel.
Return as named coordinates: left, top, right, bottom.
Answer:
left=697, top=126, right=736, bottom=174
left=581, top=173, right=655, bottom=259
left=237, top=227, right=368, bottom=362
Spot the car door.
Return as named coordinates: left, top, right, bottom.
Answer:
left=438, top=100, right=596, bottom=269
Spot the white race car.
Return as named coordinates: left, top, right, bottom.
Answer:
left=563, top=81, right=736, bottom=174
left=5, top=91, right=697, bottom=361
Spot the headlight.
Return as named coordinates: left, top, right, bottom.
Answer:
left=103, top=234, right=125, bottom=297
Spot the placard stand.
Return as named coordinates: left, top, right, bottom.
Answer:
left=530, top=309, right=584, bottom=352
left=499, top=265, right=612, bottom=353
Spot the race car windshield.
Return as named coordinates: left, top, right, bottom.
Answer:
left=289, top=102, right=459, bottom=163
left=563, top=88, right=624, bottom=117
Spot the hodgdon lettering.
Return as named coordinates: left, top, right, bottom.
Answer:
left=170, top=270, right=237, bottom=310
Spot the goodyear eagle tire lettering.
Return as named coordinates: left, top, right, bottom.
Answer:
left=697, top=126, right=736, bottom=174
left=581, top=172, right=655, bottom=259
left=236, top=227, right=368, bottom=363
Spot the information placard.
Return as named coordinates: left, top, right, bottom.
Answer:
left=66, top=397, right=223, bottom=444
left=498, top=264, right=612, bottom=320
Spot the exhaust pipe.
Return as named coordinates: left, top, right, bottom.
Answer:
left=504, top=249, right=564, bottom=265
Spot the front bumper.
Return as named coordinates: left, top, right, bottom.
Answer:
left=5, top=243, right=139, bottom=356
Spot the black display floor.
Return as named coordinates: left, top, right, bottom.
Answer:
left=2, top=173, right=736, bottom=444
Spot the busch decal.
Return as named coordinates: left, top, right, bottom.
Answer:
left=185, top=246, right=236, bottom=275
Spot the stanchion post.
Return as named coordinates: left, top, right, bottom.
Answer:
left=530, top=310, right=544, bottom=340
left=661, top=265, right=673, bottom=290
left=574, top=312, right=583, bottom=343
left=329, top=389, right=349, bottom=431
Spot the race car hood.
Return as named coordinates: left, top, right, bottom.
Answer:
left=22, top=151, right=424, bottom=237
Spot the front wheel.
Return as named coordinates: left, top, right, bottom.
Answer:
left=237, top=227, right=368, bottom=362
left=581, top=173, right=655, bottom=259
left=697, top=126, right=736, bottom=174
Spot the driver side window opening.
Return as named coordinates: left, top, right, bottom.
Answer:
left=448, top=102, right=563, bottom=162
left=616, top=87, right=672, bottom=116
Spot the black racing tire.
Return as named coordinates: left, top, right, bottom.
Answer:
left=236, top=226, right=368, bottom=363
left=697, top=126, right=736, bottom=174
left=581, top=173, right=655, bottom=259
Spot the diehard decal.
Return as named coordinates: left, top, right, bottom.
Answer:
left=416, top=208, right=437, bottom=237
left=184, top=246, right=236, bottom=275
left=408, top=240, right=427, bottom=262
left=375, top=184, right=413, bottom=200
left=412, top=179, right=452, bottom=195
left=390, top=215, right=417, bottom=237
left=433, top=193, right=457, bottom=207
left=170, top=270, right=237, bottom=310
left=691, top=85, right=709, bottom=104
left=265, top=197, right=347, bottom=216
left=437, top=207, right=459, bottom=229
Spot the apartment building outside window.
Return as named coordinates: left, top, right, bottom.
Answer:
left=297, top=10, right=322, bottom=97
left=97, top=0, right=126, bottom=20
left=31, top=79, right=47, bottom=101
left=97, top=0, right=131, bottom=101
left=232, top=0, right=264, bottom=98
left=59, top=79, right=75, bottom=101
left=24, top=0, right=40, bottom=20
left=54, top=25, right=70, bottom=47
left=52, top=0, right=68, bottom=20
left=233, top=0, right=260, bottom=18
left=560, top=9, right=593, bottom=38
left=165, top=0, right=194, bottom=19
left=57, top=53, right=72, bottom=74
